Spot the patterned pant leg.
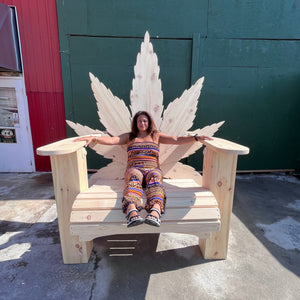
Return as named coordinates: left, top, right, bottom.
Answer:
left=144, top=169, right=166, bottom=214
left=122, top=167, right=144, bottom=213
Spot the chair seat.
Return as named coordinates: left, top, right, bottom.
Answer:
left=70, top=179, right=221, bottom=241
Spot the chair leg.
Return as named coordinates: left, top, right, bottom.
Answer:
left=200, top=149, right=238, bottom=259
left=50, top=149, right=92, bottom=263
left=60, top=236, right=93, bottom=264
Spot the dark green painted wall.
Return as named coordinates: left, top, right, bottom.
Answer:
left=56, top=0, right=300, bottom=172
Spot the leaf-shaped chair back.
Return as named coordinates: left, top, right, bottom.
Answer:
left=67, top=32, right=223, bottom=185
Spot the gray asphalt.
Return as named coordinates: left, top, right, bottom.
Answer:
left=0, top=172, right=299, bottom=300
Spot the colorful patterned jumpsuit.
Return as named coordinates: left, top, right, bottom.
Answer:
left=122, top=141, right=166, bottom=214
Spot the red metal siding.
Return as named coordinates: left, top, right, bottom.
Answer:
left=2, top=0, right=66, bottom=171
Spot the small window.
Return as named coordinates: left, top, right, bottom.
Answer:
left=0, top=4, right=22, bottom=72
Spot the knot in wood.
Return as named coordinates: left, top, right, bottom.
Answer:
left=153, top=104, right=159, bottom=112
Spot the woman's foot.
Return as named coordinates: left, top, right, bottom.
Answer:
left=145, top=205, right=161, bottom=227
left=126, top=205, right=144, bottom=227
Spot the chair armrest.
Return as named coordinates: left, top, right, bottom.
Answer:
left=37, top=137, right=86, bottom=156
left=202, top=137, right=249, bottom=155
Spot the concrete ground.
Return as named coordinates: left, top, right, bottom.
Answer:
left=0, top=172, right=299, bottom=300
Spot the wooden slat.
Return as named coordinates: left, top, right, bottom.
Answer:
left=72, top=196, right=217, bottom=210
left=71, top=221, right=221, bottom=241
left=70, top=207, right=220, bottom=224
left=81, top=179, right=212, bottom=196
left=73, top=199, right=119, bottom=210
left=78, top=191, right=123, bottom=199
left=164, top=207, right=220, bottom=221
left=90, top=178, right=202, bottom=189
left=76, top=191, right=215, bottom=200
left=76, top=190, right=214, bottom=199
left=163, top=178, right=202, bottom=187
left=77, top=188, right=214, bottom=198
left=71, top=221, right=220, bottom=233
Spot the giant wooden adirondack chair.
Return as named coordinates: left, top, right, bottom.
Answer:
left=37, top=32, right=249, bottom=264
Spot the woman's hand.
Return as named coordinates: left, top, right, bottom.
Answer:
left=196, top=135, right=214, bottom=142
left=74, top=136, right=96, bottom=147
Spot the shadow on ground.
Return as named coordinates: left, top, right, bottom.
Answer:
left=91, top=233, right=211, bottom=299
left=233, top=173, right=300, bottom=277
left=0, top=218, right=211, bottom=299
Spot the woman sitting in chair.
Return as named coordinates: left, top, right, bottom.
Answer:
left=75, top=111, right=212, bottom=228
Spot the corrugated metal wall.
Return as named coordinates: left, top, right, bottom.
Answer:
left=2, top=0, right=66, bottom=171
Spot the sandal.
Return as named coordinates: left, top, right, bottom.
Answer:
left=145, top=208, right=161, bottom=227
left=126, top=208, right=144, bottom=227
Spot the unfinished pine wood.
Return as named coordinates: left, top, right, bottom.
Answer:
left=36, top=31, right=250, bottom=264
left=37, top=136, right=249, bottom=264
left=72, top=196, right=217, bottom=210
left=73, top=179, right=217, bottom=211
left=69, top=178, right=220, bottom=245
left=70, top=207, right=220, bottom=224
left=67, top=32, right=224, bottom=183
left=130, top=31, right=163, bottom=126
left=71, top=222, right=218, bottom=242
left=89, top=72, right=131, bottom=136
left=50, top=148, right=93, bottom=264
left=202, top=137, right=249, bottom=155
left=200, top=148, right=239, bottom=259
left=37, top=137, right=86, bottom=156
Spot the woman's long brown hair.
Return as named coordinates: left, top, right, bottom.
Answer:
left=129, top=111, right=157, bottom=140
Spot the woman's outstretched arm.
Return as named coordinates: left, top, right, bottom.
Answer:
left=74, top=133, right=130, bottom=147
left=158, top=132, right=213, bottom=145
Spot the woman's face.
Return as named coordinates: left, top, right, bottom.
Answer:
left=137, top=114, right=149, bottom=133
